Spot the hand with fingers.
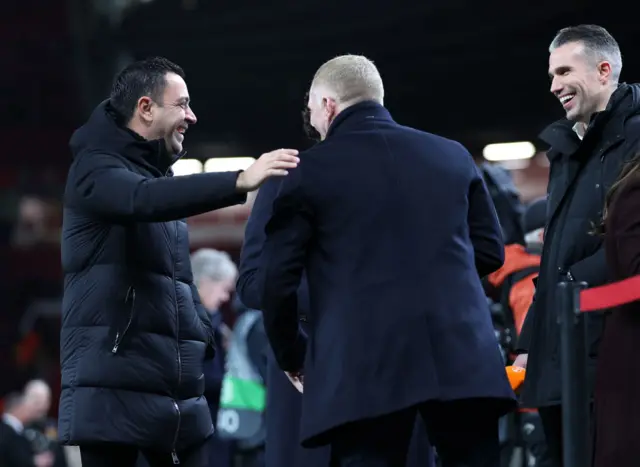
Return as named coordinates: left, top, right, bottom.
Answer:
left=236, top=149, right=300, bottom=192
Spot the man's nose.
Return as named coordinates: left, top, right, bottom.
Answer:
left=186, top=108, right=197, bottom=124
left=550, top=76, right=562, bottom=95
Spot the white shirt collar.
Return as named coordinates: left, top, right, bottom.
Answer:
left=2, top=413, right=24, bottom=434
left=572, top=122, right=587, bottom=140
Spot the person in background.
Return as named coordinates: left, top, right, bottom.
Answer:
left=1, top=386, right=54, bottom=467
left=482, top=177, right=540, bottom=466
left=480, top=162, right=526, bottom=247
left=478, top=162, right=529, bottom=466
left=217, top=297, right=269, bottom=467
left=21, top=380, right=67, bottom=467
left=489, top=198, right=553, bottom=466
left=190, top=248, right=239, bottom=467
left=489, top=198, right=545, bottom=353
left=516, top=198, right=552, bottom=467
left=593, top=153, right=640, bottom=466
left=514, top=25, right=640, bottom=466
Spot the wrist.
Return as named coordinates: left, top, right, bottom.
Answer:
left=235, top=170, right=248, bottom=192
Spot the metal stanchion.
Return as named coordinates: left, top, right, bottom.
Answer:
left=558, top=280, right=590, bottom=467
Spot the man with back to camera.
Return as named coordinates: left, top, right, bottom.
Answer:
left=237, top=93, right=436, bottom=467
left=513, top=25, right=640, bottom=465
left=58, top=56, right=299, bottom=467
left=257, top=54, right=517, bottom=467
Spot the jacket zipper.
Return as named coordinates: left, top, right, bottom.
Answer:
left=164, top=163, right=183, bottom=463
left=171, top=401, right=181, bottom=464
left=112, top=287, right=136, bottom=354
left=170, top=221, right=182, bottom=463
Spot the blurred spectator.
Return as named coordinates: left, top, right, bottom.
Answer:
left=480, top=162, right=526, bottom=246
left=191, top=248, right=238, bottom=467
left=0, top=382, right=55, bottom=467
left=11, top=196, right=59, bottom=248
left=13, top=197, right=47, bottom=245
left=217, top=297, right=268, bottom=467
left=484, top=186, right=547, bottom=466
left=22, top=380, right=68, bottom=467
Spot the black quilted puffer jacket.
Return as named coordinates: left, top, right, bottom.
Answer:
left=58, top=100, right=246, bottom=457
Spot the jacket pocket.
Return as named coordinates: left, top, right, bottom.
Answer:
left=112, top=286, right=136, bottom=354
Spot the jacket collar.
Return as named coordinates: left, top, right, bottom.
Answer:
left=2, top=414, right=23, bottom=434
left=325, top=101, right=394, bottom=139
left=105, top=101, right=185, bottom=175
left=539, top=83, right=636, bottom=161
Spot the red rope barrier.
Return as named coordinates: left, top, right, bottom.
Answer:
left=579, top=275, right=640, bottom=312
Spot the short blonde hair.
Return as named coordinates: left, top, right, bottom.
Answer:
left=312, top=54, right=384, bottom=106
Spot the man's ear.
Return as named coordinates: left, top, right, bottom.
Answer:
left=597, top=61, right=612, bottom=84
left=136, top=96, right=154, bottom=123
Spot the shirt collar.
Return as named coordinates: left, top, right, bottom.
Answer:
left=572, top=122, right=587, bottom=140
left=2, top=413, right=24, bottom=434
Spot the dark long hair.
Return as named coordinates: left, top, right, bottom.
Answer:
left=595, top=152, right=640, bottom=234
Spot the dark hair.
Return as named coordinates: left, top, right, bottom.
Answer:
left=302, top=91, right=321, bottom=142
left=109, top=57, right=185, bottom=122
left=550, top=25, right=622, bottom=82
left=594, top=153, right=640, bottom=235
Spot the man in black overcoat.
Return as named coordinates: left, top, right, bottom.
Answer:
left=258, top=54, right=516, bottom=467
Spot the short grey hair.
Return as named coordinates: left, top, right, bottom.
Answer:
left=549, top=24, right=622, bottom=83
left=23, top=380, right=50, bottom=399
left=312, top=54, right=384, bottom=106
left=190, top=248, right=238, bottom=283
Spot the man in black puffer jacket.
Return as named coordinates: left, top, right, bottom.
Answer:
left=58, top=56, right=299, bottom=467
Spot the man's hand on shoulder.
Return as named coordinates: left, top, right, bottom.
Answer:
left=236, top=149, right=300, bottom=192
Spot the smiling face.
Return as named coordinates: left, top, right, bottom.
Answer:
left=136, top=72, right=197, bottom=155
left=548, top=41, right=613, bottom=123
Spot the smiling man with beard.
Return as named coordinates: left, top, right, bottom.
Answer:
left=513, top=25, right=640, bottom=466
left=58, top=57, right=299, bottom=467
